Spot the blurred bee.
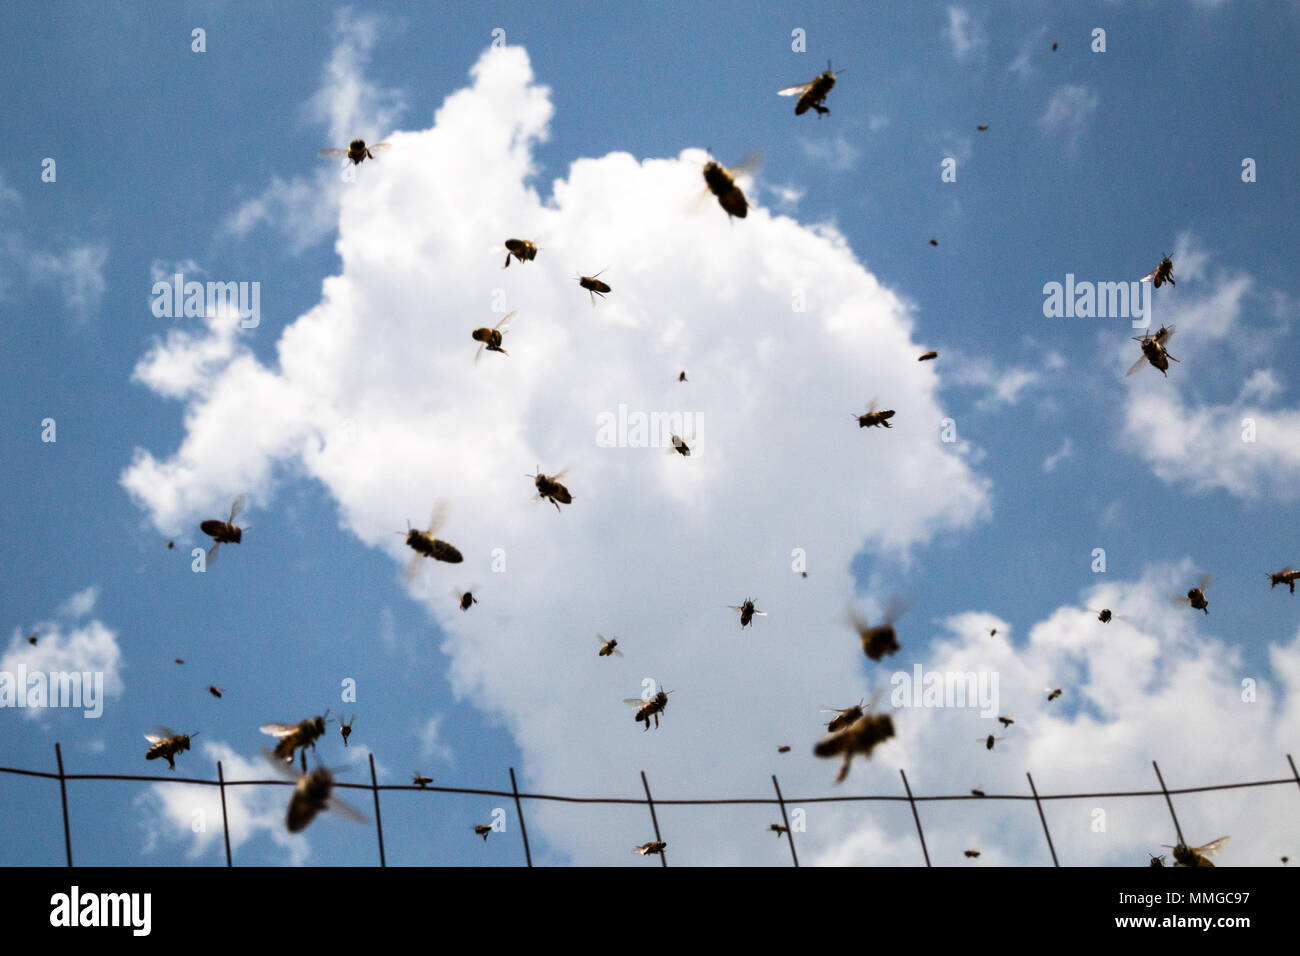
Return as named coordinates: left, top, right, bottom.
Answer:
left=980, top=734, right=1006, bottom=751
left=701, top=152, right=760, bottom=220
left=777, top=61, right=839, bottom=117
left=452, top=587, right=479, bottom=612
left=261, top=712, right=331, bottom=764
left=1149, top=854, right=1166, bottom=867
left=964, top=850, right=981, bottom=858
left=778, top=745, right=791, bottom=753
left=855, top=398, right=896, bottom=429
left=1166, top=836, right=1229, bottom=867
left=1046, top=688, right=1062, bottom=702
left=474, top=824, right=493, bottom=841
left=918, top=351, right=938, bottom=361
left=200, top=493, right=247, bottom=565
left=527, top=467, right=573, bottom=512
left=678, top=371, right=688, bottom=382
left=1088, top=608, right=1118, bottom=623
left=502, top=238, right=538, bottom=268
left=987, top=628, right=998, bottom=637
left=472, top=311, right=515, bottom=363
left=728, top=598, right=767, bottom=628
left=971, top=788, right=986, bottom=797
left=977, top=124, right=989, bottom=131
left=412, top=773, right=433, bottom=788
left=625, top=687, right=672, bottom=731
left=1052, top=41, right=1058, bottom=51
left=1140, top=255, right=1175, bottom=289
left=769, top=824, right=789, bottom=836
left=1283, top=856, right=1290, bottom=865
left=997, top=715, right=1014, bottom=728
left=929, top=238, right=938, bottom=246
left=668, top=433, right=693, bottom=457
left=1127, top=324, right=1179, bottom=378
left=318, top=139, right=391, bottom=165
left=340, top=714, right=354, bottom=747
left=848, top=599, right=907, bottom=660
left=634, top=841, right=667, bottom=856
left=208, top=686, right=224, bottom=698
left=596, top=634, right=624, bottom=657
left=814, top=711, right=895, bottom=783
left=1174, top=573, right=1212, bottom=615
left=167, top=541, right=174, bottom=549
left=264, top=751, right=367, bottom=833
left=1268, top=566, right=1300, bottom=594
left=399, top=501, right=464, bottom=582
left=144, top=728, right=197, bottom=771
left=576, top=270, right=611, bottom=305
left=822, top=701, right=865, bottom=734
left=26, top=633, right=37, bottom=646
left=174, top=658, right=185, bottom=665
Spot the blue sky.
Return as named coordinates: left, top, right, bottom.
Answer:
left=2, top=0, right=1299, bottom=867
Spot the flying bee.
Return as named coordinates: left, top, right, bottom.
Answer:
left=452, top=587, right=479, bottom=612
left=625, top=687, right=672, bottom=731
left=1127, top=324, right=1179, bottom=378
left=987, top=628, right=998, bottom=637
left=997, top=715, right=1014, bottom=728
left=847, top=598, right=908, bottom=661
left=144, top=728, right=197, bottom=771
left=678, top=370, right=688, bottom=382
left=208, top=686, right=224, bottom=698
left=474, top=824, right=493, bottom=841
left=200, top=493, right=247, bottom=565
left=700, top=151, right=760, bottom=220
left=822, top=701, right=865, bottom=734
left=918, top=351, right=938, bottom=361
left=1173, top=573, right=1212, bottom=615
left=1149, top=854, right=1166, bottom=867
left=964, top=850, right=981, bottom=858
left=667, top=433, right=693, bottom=457
left=769, top=824, right=789, bottom=836
left=971, top=788, right=986, bottom=797
left=260, top=711, right=331, bottom=764
left=412, top=773, right=433, bottom=788
left=1166, top=836, right=1229, bottom=868
left=471, top=311, right=515, bottom=363
left=318, top=139, right=391, bottom=165
left=728, top=598, right=767, bottom=628
left=1087, top=607, right=1120, bottom=623
left=1046, top=687, right=1062, bottom=702
left=576, top=270, right=611, bottom=305
left=502, top=238, right=539, bottom=268
left=340, top=714, right=354, bottom=747
left=929, top=238, right=938, bottom=246
left=263, top=751, right=367, bottom=834
left=1283, top=856, right=1290, bottom=865
left=980, top=735, right=1006, bottom=751
left=778, top=745, right=791, bottom=753
left=977, top=124, right=989, bottom=131
left=167, top=541, right=174, bottom=549
left=174, top=658, right=185, bottom=665
left=26, top=633, right=37, bottom=646
left=855, top=398, right=896, bottom=429
left=1268, top=566, right=1300, bottom=594
left=1052, top=41, right=1058, bottom=51
left=596, top=634, right=624, bottom=657
left=778, top=61, right=840, bottom=117
left=634, top=841, right=667, bottom=856
left=814, top=711, right=895, bottom=784
left=1140, top=254, right=1175, bottom=289
left=399, top=501, right=464, bottom=582
left=527, top=467, right=573, bottom=512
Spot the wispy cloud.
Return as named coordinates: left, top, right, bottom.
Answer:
left=945, top=6, right=988, bottom=61
left=1039, top=84, right=1099, bottom=151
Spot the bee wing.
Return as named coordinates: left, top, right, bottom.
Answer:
left=228, top=493, right=247, bottom=523
left=884, top=595, right=912, bottom=624
left=1172, top=593, right=1192, bottom=606
left=611, top=646, right=624, bottom=657
left=426, top=501, right=448, bottom=535
left=493, top=311, right=516, bottom=332
left=551, top=468, right=570, bottom=482
left=474, top=342, right=486, bottom=365
left=777, top=81, right=815, bottom=96
left=732, top=150, right=763, bottom=178
left=261, top=749, right=303, bottom=780
left=368, top=142, right=392, bottom=153
left=1197, top=573, right=1213, bottom=592
left=260, top=722, right=300, bottom=737
left=326, top=794, right=370, bottom=825
left=402, top=551, right=423, bottom=585
left=752, top=610, right=768, bottom=617
left=1155, top=325, right=1176, bottom=347
left=727, top=605, right=744, bottom=612
left=1195, top=836, right=1230, bottom=856
left=623, top=698, right=649, bottom=706
left=144, top=727, right=176, bottom=744
left=318, top=148, right=348, bottom=158
left=1125, top=353, right=1151, bottom=377
left=206, top=540, right=221, bottom=565
left=867, top=396, right=879, bottom=414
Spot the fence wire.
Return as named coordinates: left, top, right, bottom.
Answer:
left=3, top=745, right=1298, bottom=866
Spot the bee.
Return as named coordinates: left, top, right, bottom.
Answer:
left=634, top=841, right=667, bottom=856
left=398, top=501, right=464, bottom=582
left=997, top=715, right=1014, bottom=728
left=527, top=467, right=573, bottom=512
left=1127, top=324, right=1179, bottom=378
left=918, top=351, right=938, bottom=362
left=728, top=598, right=767, bottom=628
left=1052, top=41, right=1058, bottom=51
left=1046, top=688, right=1062, bottom=702
left=769, top=824, right=789, bottom=836
left=1283, top=856, right=1290, bottom=865
left=1174, top=573, right=1212, bottom=615
left=1149, top=854, right=1166, bottom=867
left=929, top=238, right=938, bottom=246
left=452, top=587, right=479, bottom=612
left=576, top=270, right=611, bottom=305
left=822, top=701, right=865, bottom=734
left=986, top=628, right=998, bottom=637
left=264, top=752, right=367, bottom=834
left=778, top=745, right=791, bottom=753
left=1140, top=255, right=1175, bottom=289
left=980, top=734, right=1006, bottom=751
left=471, top=311, right=515, bottom=363
left=678, top=370, right=688, bottom=383
left=1088, top=607, right=1118, bottom=623
left=474, top=824, right=493, bottom=841
left=340, top=714, right=354, bottom=747
left=625, top=687, right=672, bottom=731
left=200, top=493, right=247, bottom=565
left=855, top=398, right=896, bottom=429
left=847, top=599, right=907, bottom=661
left=977, top=124, right=989, bottom=131
left=1165, top=836, right=1229, bottom=868
left=144, top=728, right=197, bottom=771
left=668, top=433, right=693, bottom=457
left=814, top=711, right=895, bottom=784
left=174, top=658, right=185, bottom=665
left=701, top=152, right=760, bottom=220
left=964, top=850, right=981, bottom=858
left=596, top=634, right=624, bottom=657
left=318, top=139, right=391, bottom=165
left=502, top=238, right=539, bottom=268
left=260, top=712, right=331, bottom=764
left=1268, top=566, right=1300, bottom=594
left=167, top=541, right=174, bottom=549
left=26, top=633, right=37, bottom=646
left=412, top=773, right=433, bottom=788
left=971, top=788, right=986, bottom=797
left=777, top=61, right=840, bottom=117
left=208, top=686, right=224, bottom=698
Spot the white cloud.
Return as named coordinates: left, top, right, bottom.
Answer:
left=417, top=715, right=455, bottom=765
left=1, top=232, right=108, bottom=320
left=945, top=6, right=988, bottom=60
left=1009, top=26, right=1049, bottom=77
left=941, top=353, right=1044, bottom=411
left=1041, top=436, right=1074, bottom=473
left=799, top=132, right=861, bottom=172
left=1039, top=85, right=1098, bottom=150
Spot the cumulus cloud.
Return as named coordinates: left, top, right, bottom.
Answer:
left=799, top=131, right=861, bottom=172
left=1039, top=85, right=1098, bottom=151
left=945, top=6, right=988, bottom=61
left=1041, top=436, right=1074, bottom=473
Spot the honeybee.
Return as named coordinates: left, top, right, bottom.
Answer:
left=208, top=686, right=224, bottom=698
left=678, top=370, right=688, bottom=382
left=174, top=658, right=185, bottom=665
left=527, top=467, right=573, bottom=512
left=977, top=124, right=989, bottom=131
left=167, top=541, right=174, bottom=549
left=318, top=139, right=391, bottom=165
left=412, top=773, right=433, bottom=788
left=918, top=351, right=938, bottom=361
left=971, top=788, right=986, bottom=797
left=1283, top=856, right=1290, bottom=865
left=452, top=587, right=479, bottom=612
left=26, top=633, right=37, bottom=646
left=769, top=824, right=789, bottom=836
left=144, top=728, right=197, bottom=771
left=667, top=433, right=693, bottom=457
left=855, top=398, right=896, bottom=429
left=260, top=712, right=331, bottom=764
left=576, top=270, right=611, bottom=305
left=1149, top=854, right=1166, bottom=867
left=814, top=711, right=895, bottom=784
left=1051, top=41, right=1058, bottom=51
left=980, top=735, right=1006, bottom=751
left=399, top=501, right=464, bottom=581
left=634, top=841, right=667, bottom=856
left=1046, top=688, right=1062, bottom=702
left=822, top=701, right=865, bottom=734
left=964, top=850, right=981, bottom=858
left=1174, top=573, right=1212, bottom=615
left=847, top=599, right=907, bottom=660
left=1140, top=255, right=1175, bottom=289
left=340, top=714, right=354, bottom=747
left=1087, top=608, right=1119, bottom=623
left=1166, top=836, right=1229, bottom=867
left=472, top=311, right=515, bottom=363
left=997, top=715, right=1014, bottom=728
left=777, top=745, right=791, bottom=753
left=596, top=634, right=624, bottom=657
left=778, top=61, right=839, bottom=117
left=701, top=152, right=760, bottom=220
left=929, top=238, right=938, bottom=246
left=1268, top=566, right=1300, bottom=594
left=1127, top=324, right=1179, bottom=377
left=502, top=238, right=538, bottom=268
left=474, top=824, right=493, bottom=841
left=728, top=598, right=766, bottom=628
left=200, top=493, right=247, bottom=564
left=625, top=687, right=672, bottom=731
left=264, top=752, right=367, bottom=834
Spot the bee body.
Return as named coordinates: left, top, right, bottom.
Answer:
left=814, top=713, right=895, bottom=783
left=1269, top=567, right=1299, bottom=593
left=144, top=730, right=194, bottom=771
left=503, top=238, right=538, bottom=268
left=778, top=64, right=839, bottom=117
left=634, top=841, right=667, bottom=856
left=728, top=598, right=765, bottom=628
left=261, top=714, right=329, bottom=763
left=530, top=470, right=573, bottom=511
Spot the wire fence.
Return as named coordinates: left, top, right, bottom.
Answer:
left=4, top=745, right=1299, bottom=866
